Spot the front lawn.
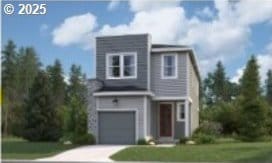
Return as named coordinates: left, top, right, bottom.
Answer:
left=2, top=137, right=77, bottom=160
left=111, top=139, right=272, bottom=162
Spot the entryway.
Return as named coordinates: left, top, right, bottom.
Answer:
left=159, top=103, right=174, bottom=140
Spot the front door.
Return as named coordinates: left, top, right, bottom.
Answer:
left=159, top=103, right=172, bottom=137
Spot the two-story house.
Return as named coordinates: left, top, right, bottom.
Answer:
left=88, top=34, right=200, bottom=144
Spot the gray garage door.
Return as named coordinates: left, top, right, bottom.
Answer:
left=98, top=111, right=135, bottom=144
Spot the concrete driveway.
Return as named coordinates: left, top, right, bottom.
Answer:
left=37, top=145, right=128, bottom=162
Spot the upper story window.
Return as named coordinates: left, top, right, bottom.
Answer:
left=177, top=102, right=185, bottom=121
left=106, top=52, right=137, bottom=79
left=161, top=54, right=177, bottom=79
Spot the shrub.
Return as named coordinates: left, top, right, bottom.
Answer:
left=214, top=102, right=239, bottom=135
left=179, top=137, right=189, bottom=144
left=193, top=133, right=215, bottom=144
left=194, top=121, right=222, bottom=136
left=73, top=133, right=95, bottom=145
left=200, top=102, right=239, bottom=135
left=59, top=132, right=74, bottom=144
left=137, top=139, right=148, bottom=145
left=238, top=98, right=267, bottom=141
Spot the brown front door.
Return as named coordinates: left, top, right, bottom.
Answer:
left=159, top=103, right=172, bottom=137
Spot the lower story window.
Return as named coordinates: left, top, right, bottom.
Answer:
left=177, top=102, right=185, bottom=121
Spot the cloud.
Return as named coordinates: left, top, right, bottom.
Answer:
left=52, top=0, right=272, bottom=77
left=196, top=7, right=215, bottom=19
left=107, top=0, right=180, bottom=12
left=231, top=66, right=245, bottom=83
left=52, top=13, right=97, bottom=50
left=235, top=0, right=272, bottom=26
left=257, top=54, right=272, bottom=83
left=129, top=0, right=180, bottom=12
left=107, top=0, right=120, bottom=11
left=99, top=7, right=185, bottom=44
left=98, top=0, right=272, bottom=75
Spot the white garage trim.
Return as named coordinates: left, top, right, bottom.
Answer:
left=143, top=96, right=147, bottom=137
left=97, top=108, right=138, bottom=144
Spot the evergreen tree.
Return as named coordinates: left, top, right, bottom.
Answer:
left=238, top=56, right=267, bottom=141
left=23, top=71, right=61, bottom=141
left=12, top=47, right=40, bottom=136
left=213, top=61, right=228, bottom=102
left=265, top=69, right=272, bottom=105
left=203, top=61, right=235, bottom=106
left=46, top=60, right=66, bottom=136
left=17, top=47, right=41, bottom=98
left=240, top=56, right=261, bottom=100
left=47, top=59, right=66, bottom=108
left=2, top=40, right=19, bottom=135
left=63, top=64, right=88, bottom=140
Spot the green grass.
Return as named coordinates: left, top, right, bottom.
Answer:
left=111, top=139, right=272, bottom=162
left=2, top=137, right=77, bottom=160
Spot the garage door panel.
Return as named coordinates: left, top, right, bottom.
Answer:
left=98, top=111, right=135, bottom=144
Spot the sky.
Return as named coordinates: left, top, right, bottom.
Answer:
left=2, top=0, right=272, bottom=83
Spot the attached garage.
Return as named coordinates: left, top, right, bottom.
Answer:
left=98, top=111, right=136, bottom=144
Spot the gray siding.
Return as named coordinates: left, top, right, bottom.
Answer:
left=96, top=34, right=149, bottom=90
left=175, top=122, right=185, bottom=139
left=189, top=56, right=200, bottom=133
left=97, top=96, right=146, bottom=139
left=151, top=102, right=158, bottom=139
left=151, top=52, right=188, bottom=97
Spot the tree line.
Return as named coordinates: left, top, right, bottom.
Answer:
left=2, top=40, right=94, bottom=144
left=201, top=57, right=272, bottom=141
left=2, top=39, right=272, bottom=142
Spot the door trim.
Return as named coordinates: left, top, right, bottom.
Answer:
left=158, top=102, right=174, bottom=140
left=97, top=108, right=138, bottom=144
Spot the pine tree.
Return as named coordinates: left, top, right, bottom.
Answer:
left=47, top=59, right=66, bottom=108
left=63, top=64, right=88, bottom=141
left=17, top=47, right=41, bottom=97
left=240, top=56, right=261, bottom=100
left=238, top=56, right=267, bottom=141
left=23, top=71, right=61, bottom=141
left=2, top=40, right=19, bottom=135
left=265, top=69, right=272, bottom=105
left=203, top=61, right=234, bottom=106
left=12, top=47, right=41, bottom=136
left=213, top=61, right=228, bottom=102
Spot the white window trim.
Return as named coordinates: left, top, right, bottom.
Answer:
left=106, top=52, right=137, bottom=79
left=176, top=102, right=186, bottom=122
left=161, top=53, right=178, bottom=79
